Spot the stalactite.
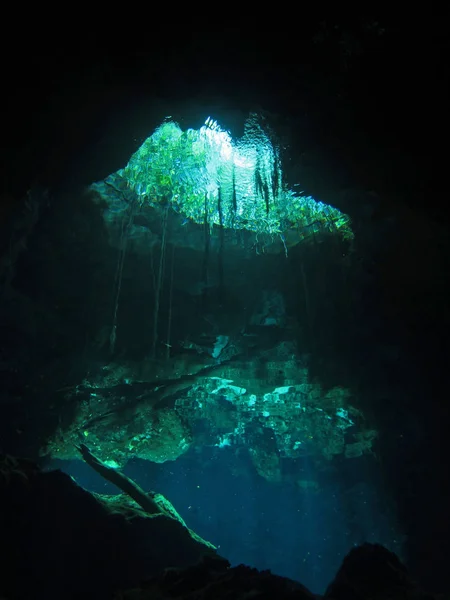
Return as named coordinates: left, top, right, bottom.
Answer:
left=232, top=164, right=237, bottom=213
left=165, top=244, right=175, bottom=360
left=254, top=155, right=270, bottom=216
left=217, top=186, right=224, bottom=300
left=201, top=192, right=210, bottom=308
left=110, top=200, right=135, bottom=354
left=272, top=149, right=280, bottom=200
left=151, top=204, right=168, bottom=359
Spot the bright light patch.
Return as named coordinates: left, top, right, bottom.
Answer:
left=123, top=115, right=353, bottom=240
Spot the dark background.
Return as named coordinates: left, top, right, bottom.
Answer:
left=1, top=16, right=449, bottom=593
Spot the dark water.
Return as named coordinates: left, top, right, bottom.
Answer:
left=47, top=444, right=402, bottom=594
